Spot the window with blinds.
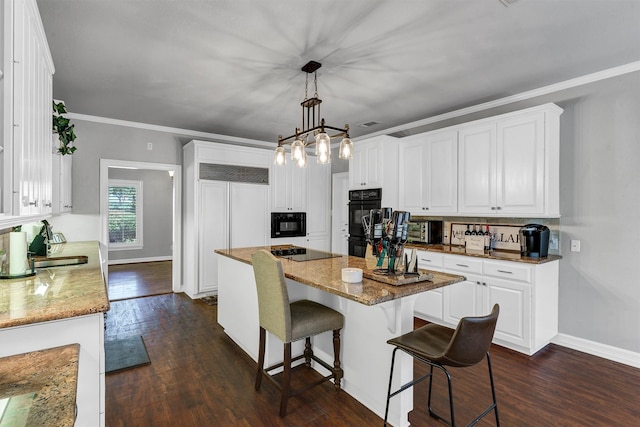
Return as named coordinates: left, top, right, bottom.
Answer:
left=108, top=179, right=143, bottom=250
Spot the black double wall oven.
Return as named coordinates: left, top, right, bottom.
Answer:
left=348, top=188, right=382, bottom=257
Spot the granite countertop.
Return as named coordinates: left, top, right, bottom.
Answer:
left=0, top=241, right=110, bottom=329
left=0, top=344, right=80, bottom=427
left=405, top=243, right=563, bottom=264
left=215, top=246, right=465, bottom=306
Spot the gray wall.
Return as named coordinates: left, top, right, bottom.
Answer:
left=108, top=168, right=173, bottom=261
left=48, top=120, right=186, bottom=244
left=70, top=120, right=184, bottom=214
left=556, top=74, right=640, bottom=353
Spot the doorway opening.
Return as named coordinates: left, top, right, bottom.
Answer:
left=99, top=159, right=182, bottom=298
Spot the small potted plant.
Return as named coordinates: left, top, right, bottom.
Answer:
left=53, top=101, right=77, bottom=155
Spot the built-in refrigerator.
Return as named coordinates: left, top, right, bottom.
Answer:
left=198, top=180, right=268, bottom=295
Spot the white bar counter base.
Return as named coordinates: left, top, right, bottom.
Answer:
left=216, top=246, right=466, bottom=427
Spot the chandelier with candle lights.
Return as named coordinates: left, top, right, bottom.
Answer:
left=274, top=61, right=352, bottom=167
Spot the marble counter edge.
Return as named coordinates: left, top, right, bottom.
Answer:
left=215, top=247, right=466, bottom=306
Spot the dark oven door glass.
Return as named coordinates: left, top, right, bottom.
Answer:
left=348, top=200, right=380, bottom=238
left=348, top=237, right=368, bottom=258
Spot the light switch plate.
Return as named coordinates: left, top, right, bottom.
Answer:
left=570, top=240, right=581, bottom=252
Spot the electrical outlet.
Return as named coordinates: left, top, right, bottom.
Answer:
left=570, top=240, right=581, bottom=252
left=549, top=231, right=559, bottom=250
left=147, top=142, right=153, bottom=150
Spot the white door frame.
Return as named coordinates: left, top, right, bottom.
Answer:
left=99, top=159, right=182, bottom=293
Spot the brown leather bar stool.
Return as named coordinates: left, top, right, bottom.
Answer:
left=384, top=304, right=500, bottom=427
left=251, top=249, right=344, bottom=417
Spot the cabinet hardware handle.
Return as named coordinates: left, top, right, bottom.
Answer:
left=29, top=200, right=38, bottom=207
left=482, top=282, right=487, bottom=286
left=476, top=281, right=481, bottom=285
left=455, top=263, right=469, bottom=268
left=496, top=207, right=502, bottom=210
left=497, top=269, right=513, bottom=274
left=491, top=206, right=496, bottom=210
left=421, top=258, right=431, bottom=262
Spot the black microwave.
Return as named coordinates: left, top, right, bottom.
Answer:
left=271, top=212, right=306, bottom=238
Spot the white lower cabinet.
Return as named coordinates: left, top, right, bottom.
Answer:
left=413, top=250, right=444, bottom=322
left=484, top=276, right=531, bottom=348
left=415, top=250, right=558, bottom=355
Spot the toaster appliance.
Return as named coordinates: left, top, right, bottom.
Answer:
left=406, top=220, right=443, bottom=245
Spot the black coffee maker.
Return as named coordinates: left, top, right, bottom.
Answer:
left=519, top=224, right=550, bottom=258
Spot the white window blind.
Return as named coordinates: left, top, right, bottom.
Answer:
left=108, top=179, right=143, bottom=250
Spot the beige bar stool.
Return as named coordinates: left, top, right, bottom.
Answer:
left=251, top=249, right=344, bottom=417
left=384, top=304, right=500, bottom=427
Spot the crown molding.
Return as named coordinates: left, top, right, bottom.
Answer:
left=356, top=60, right=640, bottom=141
left=66, top=61, right=640, bottom=144
left=65, top=112, right=273, bottom=149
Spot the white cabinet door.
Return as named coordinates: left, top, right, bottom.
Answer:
left=349, top=142, right=382, bottom=189
left=200, top=181, right=268, bottom=294
left=306, top=159, right=330, bottom=236
left=443, top=272, right=485, bottom=325
left=458, top=123, right=497, bottom=214
left=398, top=136, right=427, bottom=212
left=364, top=142, right=382, bottom=189
left=459, top=110, right=548, bottom=216
left=271, top=161, right=307, bottom=212
left=199, top=181, right=228, bottom=294
left=497, top=112, right=545, bottom=214
left=11, top=0, right=54, bottom=216
left=414, top=250, right=445, bottom=322
left=349, top=144, right=366, bottom=189
left=348, top=136, right=396, bottom=191
left=483, top=276, right=531, bottom=349
left=399, top=130, right=457, bottom=214
left=230, top=182, right=269, bottom=248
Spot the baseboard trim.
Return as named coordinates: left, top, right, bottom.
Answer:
left=552, top=333, right=640, bottom=369
left=108, top=256, right=172, bottom=265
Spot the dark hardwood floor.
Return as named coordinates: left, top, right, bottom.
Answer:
left=107, top=261, right=172, bottom=301
left=105, top=294, right=640, bottom=426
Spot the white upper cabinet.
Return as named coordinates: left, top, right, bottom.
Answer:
left=1, top=0, right=55, bottom=227
left=349, top=139, right=382, bottom=189
left=271, top=159, right=307, bottom=212
left=458, top=104, right=561, bottom=216
left=399, top=129, right=458, bottom=215
left=349, top=135, right=399, bottom=207
left=458, top=123, right=497, bottom=214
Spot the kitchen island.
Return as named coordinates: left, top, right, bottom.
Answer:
left=0, top=241, right=109, bottom=426
left=215, top=245, right=465, bottom=427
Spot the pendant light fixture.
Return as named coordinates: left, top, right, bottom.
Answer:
left=275, top=61, right=352, bottom=167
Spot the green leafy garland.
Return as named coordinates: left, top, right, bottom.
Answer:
left=53, top=101, right=77, bottom=155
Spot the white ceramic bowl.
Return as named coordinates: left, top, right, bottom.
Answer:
left=342, top=268, right=363, bottom=283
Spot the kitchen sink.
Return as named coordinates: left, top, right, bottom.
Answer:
left=33, top=255, right=88, bottom=268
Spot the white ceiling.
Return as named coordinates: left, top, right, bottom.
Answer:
left=36, top=0, right=640, bottom=143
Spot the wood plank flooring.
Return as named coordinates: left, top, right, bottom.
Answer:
left=107, top=261, right=172, bottom=301
left=105, top=294, right=640, bottom=426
